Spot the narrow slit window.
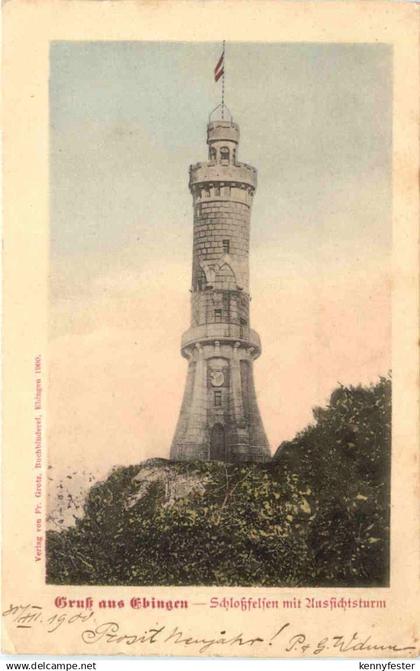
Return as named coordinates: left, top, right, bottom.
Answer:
left=223, top=239, right=230, bottom=254
left=214, top=309, right=222, bottom=322
left=214, top=390, right=222, bottom=407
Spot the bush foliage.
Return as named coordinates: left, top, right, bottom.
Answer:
left=47, top=376, right=390, bottom=586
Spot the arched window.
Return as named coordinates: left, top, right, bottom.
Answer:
left=214, top=263, right=236, bottom=291
left=197, top=268, right=207, bottom=290
left=209, top=147, right=217, bottom=162
left=232, top=148, right=237, bottom=164
left=220, top=146, right=230, bottom=165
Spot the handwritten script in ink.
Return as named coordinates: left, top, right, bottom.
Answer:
left=2, top=605, right=417, bottom=656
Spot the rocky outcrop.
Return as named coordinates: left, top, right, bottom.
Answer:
left=127, top=459, right=210, bottom=509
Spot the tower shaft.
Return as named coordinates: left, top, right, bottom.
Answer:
left=170, top=118, right=270, bottom=462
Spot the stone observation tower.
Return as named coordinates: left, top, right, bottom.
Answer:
left=170, top=109, right=271, bottom=462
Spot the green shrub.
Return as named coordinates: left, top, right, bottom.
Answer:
left=47, top=376, right=390, bottom=586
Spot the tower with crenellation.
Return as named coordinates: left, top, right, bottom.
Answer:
left=170, top=107, right=270, bottom=462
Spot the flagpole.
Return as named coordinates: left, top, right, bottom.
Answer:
left=214, top=41, right=226, bottom=119
left=221, top=40, right=225, bottom=119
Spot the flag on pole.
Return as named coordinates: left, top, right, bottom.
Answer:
left=214, top=51, right=224, bottom=82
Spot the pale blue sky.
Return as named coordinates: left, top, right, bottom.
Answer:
left=50, top=41, right=392, bottom=287
left=48, top=42, right=392, bottom=477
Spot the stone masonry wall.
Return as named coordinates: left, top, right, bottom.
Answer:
left=192, top=199, right=250, bottom=291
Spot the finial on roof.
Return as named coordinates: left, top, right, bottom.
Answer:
left=209, top=103, right=233, bottom=123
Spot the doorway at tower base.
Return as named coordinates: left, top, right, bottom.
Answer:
left=170, top=340, right=271, bottom=463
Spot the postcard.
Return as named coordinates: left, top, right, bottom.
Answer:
left=2, top=0, right=419, bottom=659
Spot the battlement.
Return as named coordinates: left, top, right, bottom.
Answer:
left=189, top=161, right=257, bottom=191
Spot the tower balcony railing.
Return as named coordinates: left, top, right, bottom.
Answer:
left=181, top=323, right=261, bottom=358
left=189, top=161, right=257, bottom=190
